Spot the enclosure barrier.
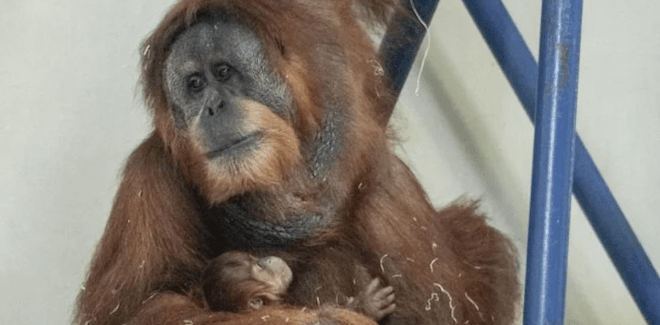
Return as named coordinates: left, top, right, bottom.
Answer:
left=378, top=0, right=660, bottom=324
left=522, top=0, right=582, bottom=323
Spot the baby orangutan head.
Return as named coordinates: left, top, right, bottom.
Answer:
left=203, top=251, right=293, bottom=312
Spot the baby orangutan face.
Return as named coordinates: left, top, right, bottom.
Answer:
left=210, top=251, right=293, bottom=311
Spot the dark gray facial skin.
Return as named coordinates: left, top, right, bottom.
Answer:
left=163, top=17, right=291, bottom=157
left=164, top=16, right=346, bottom=250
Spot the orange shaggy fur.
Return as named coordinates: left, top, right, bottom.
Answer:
left=75, top=1, right=519, bottom=325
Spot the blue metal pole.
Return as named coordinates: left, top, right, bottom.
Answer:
left=524, top=0, right=583, bottom=323
left=460, top=1, right=538, bottom=121
left=462, top=1, right=660, bottom=324
left=378, top=0, right=440, bottom=122
left=572, top=139, right=660, bottom=325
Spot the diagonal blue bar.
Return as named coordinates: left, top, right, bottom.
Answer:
left=523, top=0, right=582, bottom=323
left=378, top=0, right=440, bottom=123
left=461, top=1, right=660, bottom=324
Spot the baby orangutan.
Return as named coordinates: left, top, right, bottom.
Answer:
left=203, top=251, right=396, bottom=321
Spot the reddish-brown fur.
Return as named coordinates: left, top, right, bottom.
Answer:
left=202, top=253, right=287, bottom=313
left=75, top=1, right=519, bottom=324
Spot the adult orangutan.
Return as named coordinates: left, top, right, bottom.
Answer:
left=75, top=0, right=520, bottom=324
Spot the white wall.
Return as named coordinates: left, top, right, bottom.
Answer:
left=1, top=0, right=658, bottom=324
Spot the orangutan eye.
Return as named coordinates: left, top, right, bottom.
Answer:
left=214, top=63, right=233, bottom=82
left=187, top=75, right=206, bottom=92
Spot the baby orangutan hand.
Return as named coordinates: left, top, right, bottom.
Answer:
left=347, top=278, right=396, bottom=321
